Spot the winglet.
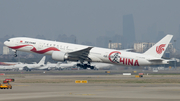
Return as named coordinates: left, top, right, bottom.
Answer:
left=143, top=34, right=173, bottom=58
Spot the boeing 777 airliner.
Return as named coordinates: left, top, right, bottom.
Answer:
left=4, top=35, right=173, bottom=69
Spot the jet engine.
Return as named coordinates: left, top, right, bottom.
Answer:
left=52, top=51, right=68, bottom=61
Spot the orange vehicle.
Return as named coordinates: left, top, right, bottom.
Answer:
left=0, top=81, right=12, bottom=89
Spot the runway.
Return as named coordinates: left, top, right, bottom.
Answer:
left=1, top=83, right=180, bottom=101
left=0, top=71, right=180, bottom=101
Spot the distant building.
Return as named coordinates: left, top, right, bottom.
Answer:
left=3, top=46, right=9, bottom=55
left=134, top=43, right=175, bottom=55
left=134, top=42, right=154, bottom=53
left=145, top=23, right=157, bottom=42
left=96, top=36, right=110, bottom=48
left=166, top=43, right=176, bottom=54
left=123, top=14, right=136, bottom=48
left=108, top=43, right=122, bottom=50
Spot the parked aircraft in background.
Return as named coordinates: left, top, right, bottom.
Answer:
left=60, top=62, right=77, bottom=69
left=40, top=61, right=115, bottom=70
left=22, top=56, right=46, bottom=71
left=0, top=56, right=46, bottom=71
left=0, top=62, right=23, bottom=66
left=0, top=62, right=24, bottom=70
left=38, top=62, right=61, bottom=70
left=4, top=34, right=173, bottom=69
left=38, top=61, right=77, bottom=70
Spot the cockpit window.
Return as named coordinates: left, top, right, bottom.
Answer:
left=7, top=40, right=10, bottom=42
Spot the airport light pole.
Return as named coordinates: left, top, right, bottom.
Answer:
left=174, top=40, right=176, bottom=52
left=109, top=40, right=111, bottom=49
left=174, top=40, right=176, bottom=69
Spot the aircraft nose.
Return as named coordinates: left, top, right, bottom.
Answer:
left=4, top=40, right=10, bottom=47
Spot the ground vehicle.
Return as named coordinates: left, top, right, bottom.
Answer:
left=0, top=81, right=12, bottom=89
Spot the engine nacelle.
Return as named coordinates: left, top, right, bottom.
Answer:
left=52, top=51, right=68, bottom=61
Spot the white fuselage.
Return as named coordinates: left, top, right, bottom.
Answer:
left=38, top=63, right=60, bottom=70
left=0, top=63, right=44, bottom=70
left=4, top=37, right=168, bottom=66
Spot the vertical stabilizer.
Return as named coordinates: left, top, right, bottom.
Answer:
left=143, top=34, right=173, bottom=58
left=38, top=56, right=46, bottom=65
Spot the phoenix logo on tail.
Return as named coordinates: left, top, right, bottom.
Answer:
left=156, top=44, right=166, bottom=54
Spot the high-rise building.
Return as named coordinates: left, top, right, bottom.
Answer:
left=123, top=14, right=136, bottom=48
left=3, top=46, right=9, bottom=55
left=108, top=43, right=122, bottom=50
left=134, top=42, right=154, bottom=53
left=96, top=36, right=110, bottom=48
left=146, top=23, right=157, bottom=42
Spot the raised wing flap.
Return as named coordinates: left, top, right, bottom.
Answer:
left=68, top=47, right=93, bottom=60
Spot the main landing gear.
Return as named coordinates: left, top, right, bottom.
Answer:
left=77, top=63, right=95, bottom=70
left=14, top=50, right=17, bottom=57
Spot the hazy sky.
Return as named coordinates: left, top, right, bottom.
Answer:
left=1, top=0, right=180, bottom=43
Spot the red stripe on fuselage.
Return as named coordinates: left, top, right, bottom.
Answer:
left=31, top=47, right=60, bottom=54
left=8, top=45, right=60, bottom=54
left=9, top=45, right=32, bottom=49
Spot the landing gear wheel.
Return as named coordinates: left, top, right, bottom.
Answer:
left=14, top=50, right=17, bottom=57
left=90, top=66, right=94, bottom=70
left=77, top=62, right=93, bottom=70
left=14, top=54, right=17, bottom=57
left=83, top=66, right=87, bottom=69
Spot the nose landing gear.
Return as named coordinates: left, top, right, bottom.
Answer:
left=14, top=50, right=17, bottom=57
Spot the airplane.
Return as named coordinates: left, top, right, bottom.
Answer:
left=62, top=61, right=114, bottom=70
left=59, top=62, right=77, bottom=70
left=0, top=62, right=24, bottom=71
left=0, top=56, right=46, bottom=71
left=39, top=61, right=77, bottom=70
left=40, top=61, right=114, bottom=70
left=4, top=34, right=173, bottom=69
left=38, top=62, right=61, bottom=70
left=0, top=62, right=23, bottom=66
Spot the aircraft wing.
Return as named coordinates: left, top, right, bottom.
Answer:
left=147, top=58, right=164, bottom=61
left=68, top=47, right=93, bottom=61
